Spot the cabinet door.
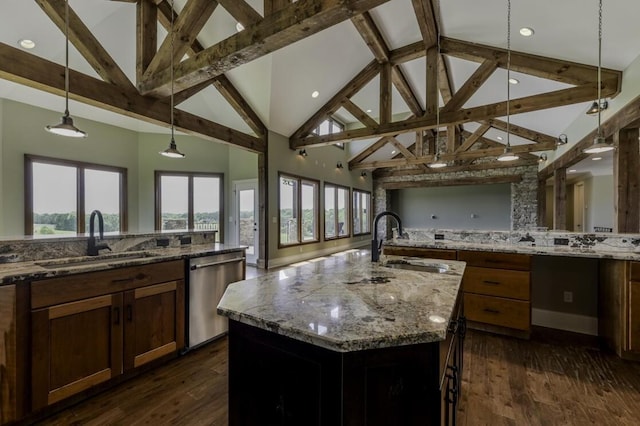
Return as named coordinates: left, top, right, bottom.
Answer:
left=123, top=280, right=184, bottom=371
left=31, top=293, right=123, bottom=410
left=629, top=281, right=640, bottom=352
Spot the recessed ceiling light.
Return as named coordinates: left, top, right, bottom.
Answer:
left=366, top=109, right=372, bottom=113
left=391, top=150, right=396, bottom=154
left=19, top=39, right=35, bottom=49
left=311, top=91, right=319, bottom=98
left=568, top=169, right=577, bottom=173
left=519, top=27, right=534, bottom=37
left=235, top=22, right=244, bottom=32
left=496, top=136, right=503, bottom=141
left=592, top=157, right=602, bottom=161
left=508, top=78, right=519, bottom=85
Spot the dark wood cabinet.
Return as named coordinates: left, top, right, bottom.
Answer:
left=630, top=280, right=640, bottom=353
left=30, top=261, right=185, bottom=411
left=228, top=295, right=464, bottom=426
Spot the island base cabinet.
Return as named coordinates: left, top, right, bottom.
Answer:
left=228, top=321, right=445, bottom=426
left=31, top=294, right=123, bottom=410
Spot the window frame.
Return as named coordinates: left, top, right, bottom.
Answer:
left=24, top=154, right=128, bottom=236
left=352, top=189, right=372, bottom=236
left=154, top=171, right=224, bottom=241
left=323, top=182, right=351, bottom=241
left=312, top=117, right=345, bottom=150
left=277, top=172, right=320, bottom=248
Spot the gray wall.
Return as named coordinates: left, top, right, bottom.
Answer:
left=390, top=184, right=511, bottom=230
left=585, top=174, right=614, bottom=232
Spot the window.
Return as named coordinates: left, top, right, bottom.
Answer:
left=324, top=183, right=350, bottom=239
left=25, top=155, right=127, bottom=237
left=279, top=173, right=319, bottom=246
left=313, top=118, right=345, bottom=149
left=155, top=172, right=222, bottom=241
left=353, top=190, right=371, bottom=235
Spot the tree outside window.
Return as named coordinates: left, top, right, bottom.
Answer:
left=279, top=173, right=319, bottom=246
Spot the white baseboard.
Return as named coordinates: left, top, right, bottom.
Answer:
left=531, top=308, right=598, bottom=336
left=267, top=241, right=369, bottom=269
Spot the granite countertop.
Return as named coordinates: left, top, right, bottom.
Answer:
left=0, top=243, right=246, bottom=284
left=385, top=238, right=640, bottom=261
left=217, top=251, right=465, bottom=353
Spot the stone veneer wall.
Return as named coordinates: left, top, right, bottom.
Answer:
left=373, top=164, right=539, bottom=231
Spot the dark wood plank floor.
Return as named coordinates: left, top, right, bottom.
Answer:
left=36, top=328, right=640, bottom=426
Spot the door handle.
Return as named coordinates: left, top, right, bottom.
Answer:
left=126, top=304, right=133, bottom=322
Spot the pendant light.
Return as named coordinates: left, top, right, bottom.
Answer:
left=428, top=0, right=447, bottom=169
left=584, top=0, right=613, bottom=155
left=497, top=0, right=519, bottom=162
left=45, top=0, right=87, bottom=138
left=160, top=0, right=185, bottom=158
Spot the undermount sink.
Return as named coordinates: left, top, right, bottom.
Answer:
left=36, top=251, right=158, bottom=269
left=382, top=261, right=450, bottom=274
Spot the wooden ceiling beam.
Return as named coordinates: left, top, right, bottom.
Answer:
left=217, top=0, right=263, bottom=26
left=389, top=136, right=430, bottom=171
left=381, top=175, right=522, bottom=190
left=292, top=80, right=614, bottom=147
left=411, top=0, right=437, bottom=48
left=350, top=12, right=389, bottom=63
left=36, top=0, right=134, bottom=90
left=136, top=0, right=157, bottom=84
left=483, top=118, right=557, bottom=145
left=456, top=124, right=490, bottom=152
left=373, top=158, right=537, bottom=178
left=156, top=2, right=267, bottom=137
left=348, top=136, right=391, bottom=168
left=392, top=65, right=424, bottom=117
left=442, top=60, right=498, bottom=113
left=139, top=0, right=391, bottom=96
left=0, top=43, right=264, bottom=152
left=340, top=99, right=378, bottom=129
left=352, top=139, right=556, bottom=169
left=264, top=0, right=292, bottom=16
left=142, top=0, right=218, bottom=82
left=292, top=60, right=380, bottom=140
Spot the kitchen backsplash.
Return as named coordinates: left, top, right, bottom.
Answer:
left=394, top=228, right=640, bottom=254
left=0, top=231, right=217, bottom=263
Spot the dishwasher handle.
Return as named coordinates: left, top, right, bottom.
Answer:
left=190, top=257, right=246, bottom=270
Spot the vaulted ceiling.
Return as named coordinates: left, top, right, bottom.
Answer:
left=1, top=0, right=639, bottom=175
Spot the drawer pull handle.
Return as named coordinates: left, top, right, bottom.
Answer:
left=483, top=308, right=500, bottom=314
left=482, top=280, right=501, bottom=285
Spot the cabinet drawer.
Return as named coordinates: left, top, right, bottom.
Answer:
left=630, top=262, right=640, bottom=282
left=382, top=246, right=457, bottom=260
left=463, top=267, right=530, bottom=300
left=464, top=293, right=530, bottom=331
left=32, top=260, right=184, bottom=309
left=458, top=251, right=531, bottom=271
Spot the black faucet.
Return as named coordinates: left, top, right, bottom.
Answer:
left=87, top=210, right=112, bottom=256
left=371, top=211, right=403, bottom=262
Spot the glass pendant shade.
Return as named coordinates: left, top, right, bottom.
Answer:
left=46, top=113, right=87, bottom=138
left=428, top=154, right=448, bottom=169
left=160, top=138, right=185, bottom=158
left=497, top=145, right=519, bottom=162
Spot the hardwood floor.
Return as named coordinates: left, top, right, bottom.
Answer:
left=36, top=330, right=640, bottom=425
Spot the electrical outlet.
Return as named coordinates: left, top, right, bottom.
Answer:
left=434, top=234, right=444, bottom=240
left=554, top=238, right=569, bottom=246
left=563, top=291, right=573, bottom=303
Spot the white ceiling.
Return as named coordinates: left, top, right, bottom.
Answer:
left=0, top=0, right=639, bottom=180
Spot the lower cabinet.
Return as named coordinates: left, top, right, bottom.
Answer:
left=630, top=280, right=640, bottom=353
left=30, top=261, right=184, bottom=411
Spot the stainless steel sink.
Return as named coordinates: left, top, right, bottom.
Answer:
left=36, top=251, right=158, bottom=268
left=382, top=261, right=450, bottom=274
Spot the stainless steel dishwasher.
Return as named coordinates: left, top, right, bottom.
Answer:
left=187, top=251, right=245, bottom=349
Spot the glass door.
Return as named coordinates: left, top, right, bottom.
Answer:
left=235, top=180, right=259, bottom=265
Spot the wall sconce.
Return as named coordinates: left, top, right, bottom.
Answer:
left=298, top=149, right=307, bottom=157
left=336, top=162, right=344, bottom=169
left=557, top=134, right=568, bottom=145
left=586, top=100, right=608, bottom=115
left=538, top=153, right=547, bottom=163
left=360, top=171, right=367, bottom=177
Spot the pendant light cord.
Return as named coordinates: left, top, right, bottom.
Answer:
left=597, top=0, right=602, bottom=138
left=64, top=0, right=70, bottom=116
left=170, top=0, right=175, bottom=141
left=506, top=0, right=511, bottom=149
left=434, top=0, right=441, bottom=159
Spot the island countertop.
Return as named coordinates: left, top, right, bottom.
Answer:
left=217, top=251, right=466, bottom=352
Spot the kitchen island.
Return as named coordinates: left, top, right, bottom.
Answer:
left=217, top=251, right=466, bottom=425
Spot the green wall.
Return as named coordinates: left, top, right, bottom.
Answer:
left=0, top=99, right=253, bottom=240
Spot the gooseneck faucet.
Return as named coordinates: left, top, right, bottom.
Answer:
left=87, top=210, right=112, bottom=256
left=371, top=211, right=403, bottom=262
